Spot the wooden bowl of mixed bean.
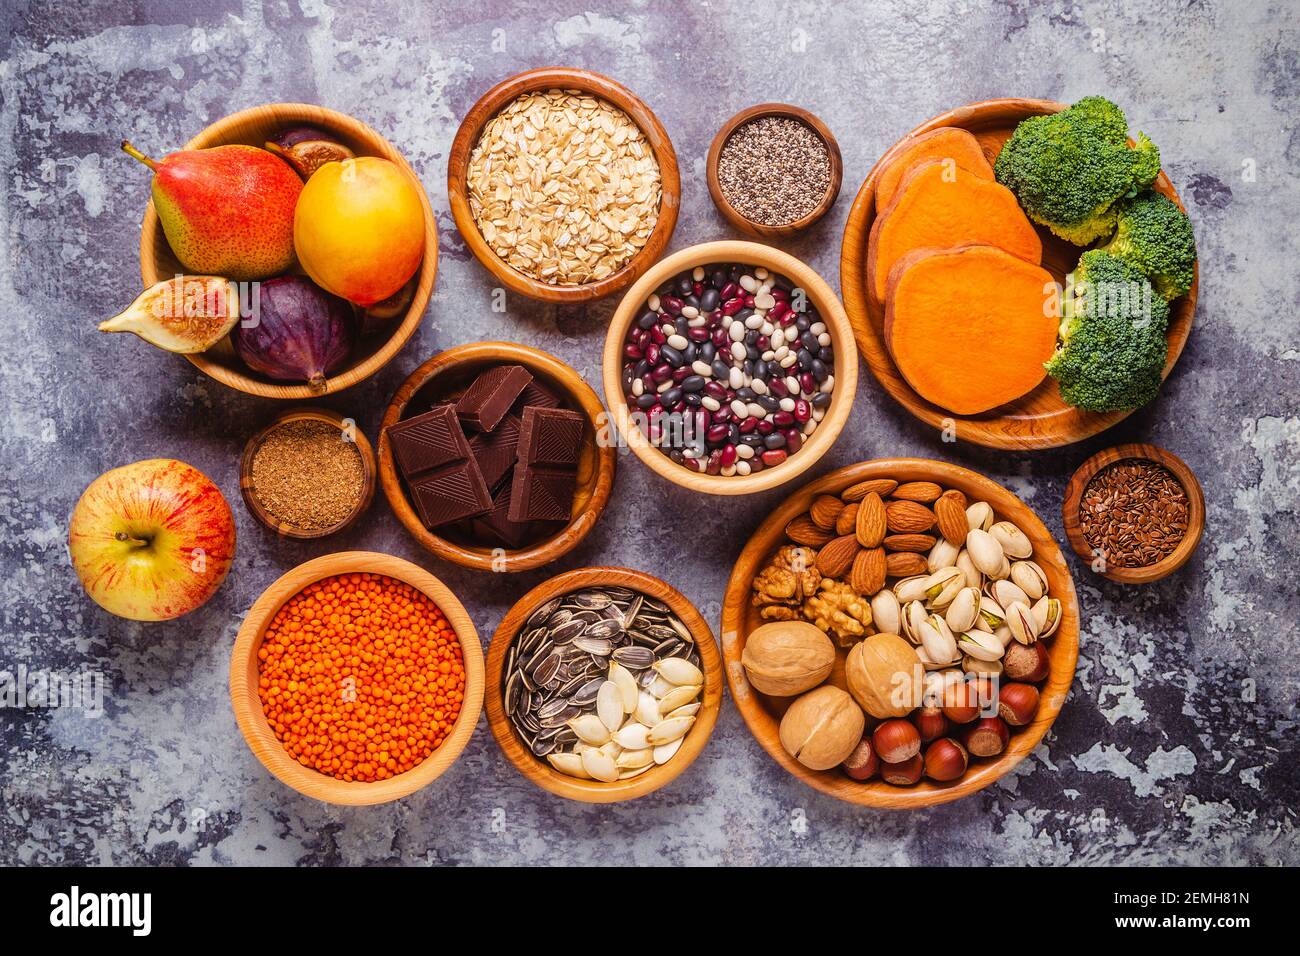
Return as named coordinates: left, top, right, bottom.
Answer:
left=602, top=240, right=858, bottom=495
left=447, top=67, right=680, bottom=303
left=229, top=551, right=484, bottom=805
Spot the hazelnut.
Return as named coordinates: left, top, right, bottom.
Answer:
left=872, top=718, right=921, bottom=764
left=779, top=685, right=865, bottom=770
left=1003, top=642, right=1050, bottom=682
left=742, top=620, right=836, bottom=697
left=912, top=705, right=949, bottom=742
left=880, top=753, right=923, bottom=785
left=923, top=737, right=969, bottom=782
left=842, top=736, right=879, bottom=781
left=961, top=716, right=1010, bottom=757
left=941, top=680, right=980, bottom=724
left=997, top=682, right=1040, bottom=726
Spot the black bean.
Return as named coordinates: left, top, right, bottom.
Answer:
left=668, top=449, right=684, bottom=463
left=764, top=432, right=787, bottom=449
left=681, top=375, right=706, bottom=393
left=743, top=359, right=755, bottom=378
left=676, top=276, right=693, bottom=296
left=661, top=345, right=685, bottom=367
left=753, top=360, right=768, bottom=381
left=684, top=294, right=700, bottom=310
left=756, top=396, right=780, bottom=413
left=675, top=316, right=689, bottom=336
left=818, top=347, right=834, bottom=363
left=735, top=386, right=755, bottom=401
left=684, top=343, right=698, bottom=363
left=797, top=348, right=814, bottom=368
left=774, top=274, right=794, bottom=291
left=711, top=358, right=730, bottom=380
left=636, top=393, right=659, bottom=409
left=638, top=311, right=658, bottom=330
left=746, top=345, right=759, bottom=360
left=728, top=424, right=741, bottom=444
left=795, top=316, right=811, bottom=332
left=700, top=342, right=716, bottom=363
left=699, top=288, right=720, bottom=312
left=709, top=268, right=728, bottom=289
left=735, top=308, right=754, bottom=323
left=801, top=331, right=820, bottom=352
left=684, top=393, right=702, bottom=407
left=660, top=387, right=683, bottom=407
left=812, top=392, right=832, bottom=408
left=739, top=433, right=766, bottom=448
left=812, top=359, right=829, bottom=382
left=634, top=359, right=650, bottom=377
left=729, top=264, right=744, bottom=282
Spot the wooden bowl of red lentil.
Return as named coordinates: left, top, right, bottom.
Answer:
left=1061, top=443, right=1205, bottom=584
left=229, top=551, right=484, bottom=805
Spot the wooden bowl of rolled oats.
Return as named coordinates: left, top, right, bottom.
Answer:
left=448, top=67, right=680, bottom=303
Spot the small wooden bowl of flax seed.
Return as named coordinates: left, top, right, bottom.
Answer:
left=240, top=408, right=377, bottom=539
left=1062, top=443, right=1205, bottom=585
left=707, top=104, right=843, bottom=240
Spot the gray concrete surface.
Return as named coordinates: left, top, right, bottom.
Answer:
left=1, top=0, right=1296, bottom=865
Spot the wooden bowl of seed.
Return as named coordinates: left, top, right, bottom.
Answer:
left=485, top=566, right=722, bottom=803
left=239, top=407, right=376, bottom=539
left=1062, top=443, right=1205, bottom=584
left=447, top=67, right=680, bottom=304
left=706, top=103, right=843, bottom=239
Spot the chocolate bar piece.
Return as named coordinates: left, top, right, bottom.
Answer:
left=516, top=406, right=584, bottom=467
left=470, top=479, right=535, bottom=549
left=507, top=465, right=576, bottom=523
left=467, top=413, right=521, bottom=490
left=456, top=365, right=532, bottom=433
left=386, top=404, right=469, bottom=476
left=409, top=459, right=492, bottom=528
left=512, top=378, right=562, bottom=413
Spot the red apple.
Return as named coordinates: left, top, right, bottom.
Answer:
left=68, top=459, right=236, bottom=621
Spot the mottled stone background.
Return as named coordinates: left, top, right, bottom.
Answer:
left=1, top=0, right=1296, bottom=866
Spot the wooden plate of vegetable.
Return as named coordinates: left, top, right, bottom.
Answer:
left=720, top=458, right=1080, bottom=808
left=840, top=98, right=1198, bottom=450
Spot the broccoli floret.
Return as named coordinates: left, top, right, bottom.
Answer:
left=1046, top=251, right=1171, bottom=412
left=1100, top=190, right=1197, bottom=300
left=994, top=96, right=1162, bottom=245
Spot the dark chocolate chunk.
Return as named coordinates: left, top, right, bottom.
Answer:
left=470, top=479, right=535, bottom=549
left=468, top=413, right=521, bottom=490
left=385, top=404, right=469, bottom=476
left=456, top=364, right=532, bottom=433
left=408, top=458, right=492, bottom=528
left=512, top=377, right=562, bottom=412
left=507, top=465, right=576, bottom=523
left=517, top=406, right=584, bottom=468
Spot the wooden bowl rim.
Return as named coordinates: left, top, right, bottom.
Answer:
left=238, top=407, right=377, bottom=540
left=378, top=341, right=617, bottom=572
left=446, top=67, right=680, bottom=303
left=602, top=240, right=859, bottom=496
left=484, top=565, right=722, bottom=803
left=138, top=102, right=438, bottom=399
left=720, top=457, right=1080, bottom=808
left=1061, top=442, right=1205, bottom=584
left=838, top=97, right=1198, bottom=450
left=228, top=550, right=484, bottom=805
left=705, top=102, right=844, bottom=237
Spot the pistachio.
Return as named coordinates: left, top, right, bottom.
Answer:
left=870, top=588, right=902, bottom=636
left=966, top=528, right=1006, bottom=577
left=989, top=520, right=1034, bottom=559
left=957, top=629, right=1004, bottom=662
left=922, top=567, right=965, bottom=608
left=1031, top=596, right=1062, bottom=638
left=994, top=624, right=1014, bottom=648
left=902, top=599, right=928, bottom=644
left=989, top=555, right=1012, bottom=581
left=955, top=549, right=983, bottom=589
left=919, top=614, right=959, bottom=667
left=1005, top=600, right=1039, bottom=645
left=990, top=578, right=1031, bottom=611
left=963, top=654, right=1004, bottom=676
left=966, top=501, right=994, bottom=532
left=1009, top=560, right=1048, bottom=600
left=894, top=575, right=930, bottom=604
left=927, top=538, right=960, bottom=573
left=976, top=594, right=1006, bottom=630
left=944, top=586, right=981, bottom=632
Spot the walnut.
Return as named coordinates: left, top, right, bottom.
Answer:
left=751, top=545, right=822, bottom=618
left=803, top=578, right=873, bottom=646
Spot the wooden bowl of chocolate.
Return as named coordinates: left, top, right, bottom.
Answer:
left=1061, top=443, right=1204, bottom=584
left=379, top=342, right=616, bottom=572
left=720, top=458, right=1080, bottom=808
left=239, top=407, right=377, bottom=539
left=484, top=566, right=722, bottom=803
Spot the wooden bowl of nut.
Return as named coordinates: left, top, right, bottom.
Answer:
left=229, top=551, right=483, bottom=806
left=839, top=98, right=1197, bottom=449
left=485, top=566, right=722, bottom=803
left=1061, top=442, right=1205, bottom=585
left=138, top=103, right=438, bottom=399
left=602, top=240, right=858, bottom=496
left=378, top=341, right=616, bottom=573
left=239, top=407, right=377, bottom=539
left=447, top=67, right=680, bottom=303
left=706, top=103, right=843, bottom=239
left=720, top=458, right=1080, bottom=808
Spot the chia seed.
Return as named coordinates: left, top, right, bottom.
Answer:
left=718, top=116, right=832, bottom=226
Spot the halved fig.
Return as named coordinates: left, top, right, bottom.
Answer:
left=99, top=276, right=240, bottom=353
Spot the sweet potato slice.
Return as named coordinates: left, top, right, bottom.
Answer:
left=874, top=127, right=993, bottom=210
left=884, top=244, right=1059, bottom=415
left=868, top=160, right=1042, bottom=302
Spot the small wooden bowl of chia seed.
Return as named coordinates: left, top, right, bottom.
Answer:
left=707, top=103, right=843, bottom=239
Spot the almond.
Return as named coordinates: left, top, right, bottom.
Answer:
left=855, top=492, right=887, bottom=548
left=883, top=533, right=938, bottom=553
left=835, top=502, right=860, bottom=536
left=940, top=488, right=968, bottom=510
left=816, top=534, right=860, bottom=578
left=891, top=481, right=943, bottom=503
left=934, top=494, right=968, bottom=546
left=885, top=499, right=936, bottom=534
left=786, top=514, right=834, bottom=547
left=886, top=551, right=929, bottom=578
left=841, top=478, right=898, bottom=503
left=809, top=495, right=846, bottom=530
left=850, top=547, right=887, bottom=595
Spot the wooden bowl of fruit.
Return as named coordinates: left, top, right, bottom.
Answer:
left=120, top=103, right=437, bottom=399
left=720, top=458, right=1079, bottom=808
left=839, top=97, right=1197, bottom=450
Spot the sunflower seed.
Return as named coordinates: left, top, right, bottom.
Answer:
left=612, top=645, right=655, bottom=669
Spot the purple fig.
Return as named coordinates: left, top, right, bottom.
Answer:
left=234, top=276, right=354, bottom=392
left=265, top=126, right=354, bottom=179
